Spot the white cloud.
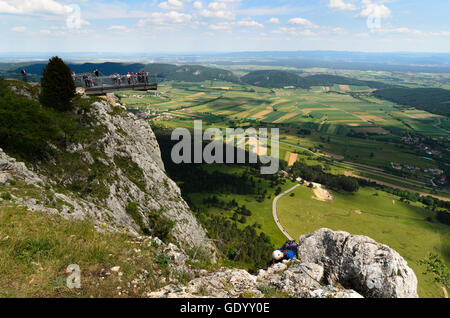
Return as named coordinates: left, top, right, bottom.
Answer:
left=138, top=11, right=192, bottom=26
left=328, top=0, right=357, bottom=11
left=288, top=18, right=319, bottom=29
left=193, top=1, right=203, bottom=9
left=268, top=17, right=280, bottom=24
left=209, top=22, right=232, bottom=30
left=208, top=2, right=227, bottom=10
left=158, top=0, right=184, bottom=11
left=0, top=0, right=73, bottom=15
left=200, top=9, right=234, bottom=20
left=332, top=27, right=347, bottom=34
left=358, top=0, right=391, bottom=20
left=272, top=27, right=316, bottom=37
left=11, top=26, right=27, bottom=32
left=235, top=19, right=263, bottom=28
left=108, top=25, right=129, bottom=31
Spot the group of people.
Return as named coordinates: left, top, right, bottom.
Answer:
left=107, top=72, right=150, bottom=86
left=124, top=71, right=149, bottom=85
left=81, top=73, right=95, bottom=88
left=33, top=68, right=151, bottom=89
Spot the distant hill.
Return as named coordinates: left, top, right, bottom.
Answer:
left=241, top=70, right=310, bottom=88
left=16, top=62, right=239, bottom=83
left=241, top=70, right=394, bottom=89
left=302, top=74, right=394, bottom=89
left=373, top=88, right=450, bottom=117
left=145, top=64, right=239, bottom=83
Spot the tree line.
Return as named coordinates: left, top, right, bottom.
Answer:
left=290, top=162, right=360, bottom=192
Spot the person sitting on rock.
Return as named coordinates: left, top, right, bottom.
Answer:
left=272, top=240, right=299, bottom=262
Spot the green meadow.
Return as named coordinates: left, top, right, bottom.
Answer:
left=277, top=185, right=450, bottom=298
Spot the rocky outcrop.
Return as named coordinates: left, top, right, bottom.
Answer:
left=149, top=228, right=417, bottom=299
left=298, top=228, right=418, bottom=298
left=148, top=261, right=362, bottom=298
left=0, top=98, right=216, bottom=262
left=0, top=149, right=44, bottom=186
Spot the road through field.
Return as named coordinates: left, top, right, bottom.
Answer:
left=272, top=183, right=301, bottom=241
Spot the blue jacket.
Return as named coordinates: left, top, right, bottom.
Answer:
left=280, top=249, right=296, bottom=260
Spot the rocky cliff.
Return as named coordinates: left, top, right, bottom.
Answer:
left=0, top=89, right=216, bottom=262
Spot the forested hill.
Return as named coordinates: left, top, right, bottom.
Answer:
left=373, top=88, right=450, bottom=117
left=240, top=70, right=311, bottom=89
left=303, top=74, right=394, bottom=89
left=241, top=70, right=395, bottom=89
left=15, top=62, right=239, bottom=83
left=145, top=64, right=239, bottom=83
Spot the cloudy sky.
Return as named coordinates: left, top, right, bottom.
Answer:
left=1, top=0, right=449, bottom=53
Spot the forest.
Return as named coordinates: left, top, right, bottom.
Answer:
left=290, top=162, right=360, bottom=192
left=241, top=70, right=395, bottom=89
left=373, top=88, right=450, bottom=117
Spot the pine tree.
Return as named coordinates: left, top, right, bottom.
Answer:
left=39, top=56, right=76, bottom=111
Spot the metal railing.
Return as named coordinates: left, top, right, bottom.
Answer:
left=74, top=73, right=158, bottom=95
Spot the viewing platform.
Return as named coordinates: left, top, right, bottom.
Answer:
left=75, top=74, right=157, bottom=96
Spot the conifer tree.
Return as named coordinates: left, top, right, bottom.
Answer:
left=39, top=56, right=76, bottom=111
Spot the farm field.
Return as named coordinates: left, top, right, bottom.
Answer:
left=277, top=185, right=450, bottom=298
left=120, top=78, right=448, bottom=191
left=121, top=81, right=449, bottom=143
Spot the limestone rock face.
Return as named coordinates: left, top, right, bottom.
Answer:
left=298, top=228, right=418, bottom=298
left=0, top=148, right=43, bottom=186
left=0, top=99, right=216, bottom=262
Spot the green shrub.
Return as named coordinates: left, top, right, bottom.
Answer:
left=114, top=155, right=147, bottom=191
left=147, top=209, right=174, bottom=243
left=155, top=253, right=172, bottom=267
left=125, top=202, right=145, bottom=230
left=39, top=56, right=76, bottom=111
left=1, top=192, right=12, bottom=200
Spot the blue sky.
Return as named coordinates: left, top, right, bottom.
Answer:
left=1, top=0, right=450, bottom=53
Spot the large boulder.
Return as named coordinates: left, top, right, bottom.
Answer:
left=298, top=228, right=418, bottom=298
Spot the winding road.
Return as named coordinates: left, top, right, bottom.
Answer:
left=272, top=183, right=301, bottom=241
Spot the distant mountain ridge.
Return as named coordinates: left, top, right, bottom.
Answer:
left=15, top=62, right=239, bottom=83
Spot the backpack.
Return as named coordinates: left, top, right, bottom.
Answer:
left=281, top=240, right=299, bottom=253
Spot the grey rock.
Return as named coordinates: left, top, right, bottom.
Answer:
left=298, top=228, right=418, bottom=298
